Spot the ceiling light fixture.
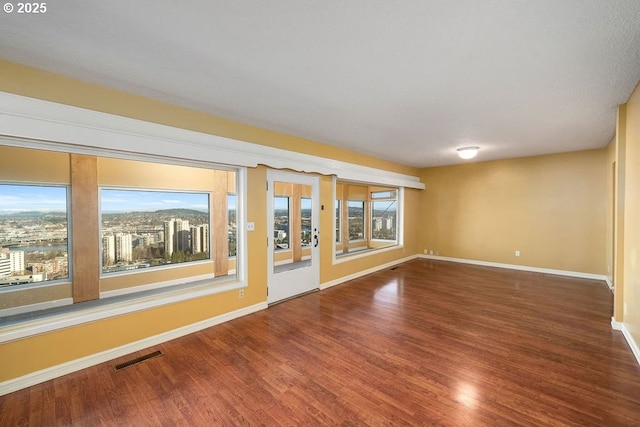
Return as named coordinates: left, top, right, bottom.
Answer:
left=457, top=146, right=479, bottom=160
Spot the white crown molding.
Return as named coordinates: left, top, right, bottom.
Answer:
left=0, top=92, right=424, bottom=189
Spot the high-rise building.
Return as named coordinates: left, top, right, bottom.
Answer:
left=0, top=248, right=25, bottom=274
left=164, top=218, right=191, bottom=256
left=0, top=258, right=10, bottom=277
left=176, top=219, right=190, bottom=252
left=115, top=233, right=133, bottom=262
left=385, top=217, right=394, bottom=231
left=10, top=251, right=24, bottom=274
left=190, top=224, right=209, bottom=254
left=164, top=220, right=174, bottom=256
left=102, top=235, right=115, bottom=265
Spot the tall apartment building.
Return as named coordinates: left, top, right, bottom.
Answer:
left=164, top=218, right=191, bottom=256
left=115, top=233, right=133, bottom=262
left=102, top=235, right=115, bottom=266
left=0, top=248, right=25, bottom=275
left=190, top=224, right=210, bottom=254
left=0, top=257, right=10, bottom=277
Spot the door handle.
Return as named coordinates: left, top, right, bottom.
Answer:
left=313, top=228, right=319, bottom=247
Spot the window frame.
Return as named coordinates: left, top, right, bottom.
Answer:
left=0, top=182, right=73, bottom=290
left=333, top=177, right=404, bottom=263
left=370, top=190, right=398, bottom=242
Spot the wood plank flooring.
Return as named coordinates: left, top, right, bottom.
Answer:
left=2, top=259, right=640, bottom=426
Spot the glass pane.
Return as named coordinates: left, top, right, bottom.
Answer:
left=273, top=183, right=312, bottom=274
left=274, top=196, right=290, bottom=250
left=0, top=184, right=69, bottom=286
left=301, top=198, right=312, bottom=247
left=101, top=189, right=210, bottom=274
left=372, top=200, right=397, bottom=240
left=371, top=190, right=397, bottom=199
left=348, top=200, right=365, bottom=241
left=228, top=193, right=237, bottom=257
left=335, top=199, right=341, bottom=242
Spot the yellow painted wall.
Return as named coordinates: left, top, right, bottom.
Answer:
left=419, top=150, right=607, bottom=274
left=0, top=62, right=421, bottom=383
left=621, top=82, right=640, bottom=344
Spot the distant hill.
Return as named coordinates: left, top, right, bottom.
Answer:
left=154, top=208, right=207, bottom=216
left=0, top=210, right=66, bottom=217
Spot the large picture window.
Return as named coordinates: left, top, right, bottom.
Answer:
left=335, top=182, right=402, bottom=258
left=0, top=184, right=69, bottom=287
left=1, top=141, right=244, bottom=321
left=100, top=189, right=211, bottom=274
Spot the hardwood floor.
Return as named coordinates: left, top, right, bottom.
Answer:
left=2, top=259, right=640, bottom=426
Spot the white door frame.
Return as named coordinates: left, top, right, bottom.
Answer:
left=267, top=170, right=320, bottom=304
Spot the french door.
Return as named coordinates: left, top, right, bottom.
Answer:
left=267, top=170, right=320, bottom=304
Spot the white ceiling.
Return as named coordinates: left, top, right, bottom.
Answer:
left=1, top=1, right=640, bottom=168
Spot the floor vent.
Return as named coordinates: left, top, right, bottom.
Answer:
left=115, top=350, right=162, bottom=371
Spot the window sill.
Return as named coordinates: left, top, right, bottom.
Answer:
left=333, top=244, right=403, bottom=264
left=0, top=277, right=245, bottom=343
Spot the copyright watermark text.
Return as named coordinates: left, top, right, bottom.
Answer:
left=4, top=3, right=47, bottom=14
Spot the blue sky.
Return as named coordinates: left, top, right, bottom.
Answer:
left=0, top=184, right=67, bottom=213
left=101, top=189, right=211, bottom=213
left=0, top=185, right=230, bottom=214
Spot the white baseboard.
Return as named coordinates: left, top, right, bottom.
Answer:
left=321, top=254, right=417, bottom=290
left=0, top=302, right=267, bottom=396
left=605, top=277, right=614, bottom=291
left=418, top=254, right=607, bottom=282
left=617, top=322, right=640, bottom=367
left=611, top=317, right=623, bottom=330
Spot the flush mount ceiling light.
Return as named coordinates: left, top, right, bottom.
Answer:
left=457, top=146, right=479, bottom=160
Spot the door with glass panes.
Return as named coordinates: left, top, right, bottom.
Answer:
left=267, top=170, right=319, bottom=304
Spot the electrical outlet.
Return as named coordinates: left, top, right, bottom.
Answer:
left=239, top=289, right=245, bottom=299
left=430, top=250, right=434, bottom=255
left=246, top=222, right=255, bottom=231
left=515, top=250, right=520, bottom=257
